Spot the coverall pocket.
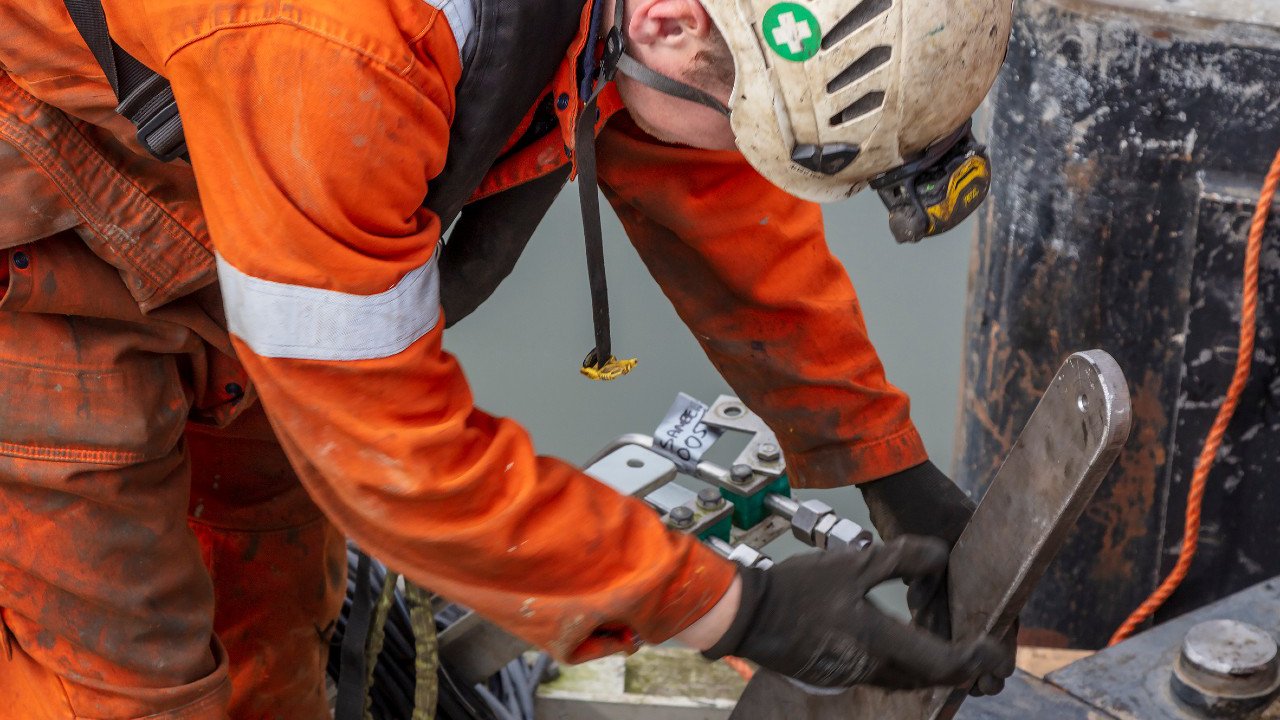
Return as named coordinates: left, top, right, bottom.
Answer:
left=0, top=306, right=189, bottom=466
left=0, top=71, right=215, bottom=314
left=0, top=232, right=258, bottom=431
left=0, top=231, right=149, bottom=321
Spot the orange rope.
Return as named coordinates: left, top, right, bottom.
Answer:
left=723, top=655, right=756, bottom=682
left=1109, top=147, right=1280, bottom=646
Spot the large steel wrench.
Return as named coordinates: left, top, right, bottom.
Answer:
left=730, top=350, right=1132, bottom=720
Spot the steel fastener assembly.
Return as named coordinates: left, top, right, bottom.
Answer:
left=697, top=487, right=724, bottom=509
left=789, top=499, right=834, bottom=546
left=1171, top=619, right=1280, bottom=717
left=826, top=519, right=874, bottom=552
left=755, top=443, right=781, bottom=462
left=668, top=505, right=695, bottom=529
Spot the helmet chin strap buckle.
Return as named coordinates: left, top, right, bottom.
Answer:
left=870, top=119, right=991, bottom=244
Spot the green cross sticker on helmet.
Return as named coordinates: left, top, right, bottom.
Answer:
left=762, top=3, right=821, bottom=62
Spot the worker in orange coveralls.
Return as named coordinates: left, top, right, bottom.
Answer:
left=0, top=0, right=1015, bottom=714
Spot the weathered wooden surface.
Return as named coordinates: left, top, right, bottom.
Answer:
left=1015, top=647, right=1094, bottom=679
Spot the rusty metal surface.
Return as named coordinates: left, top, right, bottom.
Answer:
left=732, top=351, right=1131, bottom=719
left=958, top=0, right=1280, bottom=647
left=1154, top=179, right=1280, bottom=620
left=1047, top=579, right=1280, bottom=719
left=1059, top=0, right=1280, bottom=30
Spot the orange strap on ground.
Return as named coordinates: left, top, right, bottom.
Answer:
left=1108, top=147, right=1280, bottom=647
left=723, top=655, right=756, bottom=682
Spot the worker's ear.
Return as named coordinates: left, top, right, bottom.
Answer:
left=625, top=0, right=716, bottom=53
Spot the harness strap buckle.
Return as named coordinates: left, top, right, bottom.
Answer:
left=118, top=74, right=188, bottom=162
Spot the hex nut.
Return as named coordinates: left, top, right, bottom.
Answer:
left=668, top=505, right=695, bottom=529
left=790, top=499, right=833, bottom=544
left=813, top=515, right=839, bottom=549
left=730, top=464, right=755, bottom=484
left=756, top=442, right=782, bottom=462
left=697, top=487, right=725, bottom=509
left=826, top=519, right=874, bottom=552
left=729, top=544, right=772, bottom=569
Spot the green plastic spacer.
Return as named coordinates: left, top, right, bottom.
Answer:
left=697, top=514, right=733, bottom=543
left=722, top=474, right=791, bottom=530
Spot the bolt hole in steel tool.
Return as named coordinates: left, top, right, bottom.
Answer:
left=730, top=350, right=1132, bottom=720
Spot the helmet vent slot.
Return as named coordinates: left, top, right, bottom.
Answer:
left=826, top=46, right=892, bottom=94
left=821, top=0, right=893, bottom=51
left=829, top=91, right=885, bottom=126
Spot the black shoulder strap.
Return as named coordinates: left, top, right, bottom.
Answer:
left=62, top=0, right=188, bottom=162
left=335, top=549, right=374, bottom=720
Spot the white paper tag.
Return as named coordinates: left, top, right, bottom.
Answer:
left=652, top=393, right=724, bottom=474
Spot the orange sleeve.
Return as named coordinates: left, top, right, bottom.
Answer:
left=163, top=14, right=733, bottom=661
left=597, top=114, right=927, bottom=488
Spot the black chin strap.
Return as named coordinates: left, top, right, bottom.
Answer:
left=615, top=53, right=730, bottom=117
left=576, top=0, right=637, bottom=381
left=573, top=0, right=729, bottom=380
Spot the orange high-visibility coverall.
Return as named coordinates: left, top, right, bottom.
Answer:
left=0, top=0, right=929, bottom=716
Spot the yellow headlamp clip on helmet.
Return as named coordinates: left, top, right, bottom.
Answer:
left=869, top=120, right=991, bottom=244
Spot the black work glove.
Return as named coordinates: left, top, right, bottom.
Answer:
left=702, top=536, right=1007, bottom=690
left=860, top=460, right=1018, bottom=696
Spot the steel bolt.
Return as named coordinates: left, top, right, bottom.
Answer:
left=790, top=499, right=834, bottom=546
left=730, top=464, right=754, bottom=484
left=812, top=514, right=839, bottom=549
left=1171, top=619, right=1280, bottom=717
left=668, top=505, right=695, bottom=529
left=697, top=487, right=724, bottom=509
left=826, top=519, right=874, bottom=552
left=727, top=544, right=774, bottom=569
left=756, top=443, right=781, bottom=462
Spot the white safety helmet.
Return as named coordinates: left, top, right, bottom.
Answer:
left=612, top=0, right=1013, bottom=242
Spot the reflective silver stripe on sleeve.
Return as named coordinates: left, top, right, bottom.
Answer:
left=425, top=0, right=476, bottom=60
left=216, top=251, right=441, bottom=362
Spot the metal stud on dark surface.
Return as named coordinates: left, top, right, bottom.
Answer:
left=1170, top=620, right=1280, bottom=718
